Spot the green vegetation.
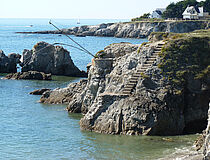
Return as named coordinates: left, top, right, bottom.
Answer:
left=162, top=0, right=210, bottom=19
left=131, top=13, right=150, bottom=21
left=150, top=28, right=210, bottom=42
left=131, top=0, right=210, bottom=21
left=140, top=72, right=150, bottom=79
left=158, top=29, right=210, bottom=90
left=137, top=42, right=148, bottom=53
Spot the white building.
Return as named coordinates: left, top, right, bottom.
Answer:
left=182, top=6, right=209, bottom=19
left=149, top=8, right=166, bottom=19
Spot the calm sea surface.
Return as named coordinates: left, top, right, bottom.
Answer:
left=0, top=19, right=197, bottom=160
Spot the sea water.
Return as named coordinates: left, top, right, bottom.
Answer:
left=0, top=19, right=198, bottom=160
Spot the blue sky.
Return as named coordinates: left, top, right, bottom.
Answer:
left=1, top=0, right=190, bottom=19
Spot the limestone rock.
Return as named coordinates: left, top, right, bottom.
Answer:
left=0, top=50, right=21, bottom=73
left=20, top=41, right=87, bottom=77
left=4, top=71, right=52, bottom=80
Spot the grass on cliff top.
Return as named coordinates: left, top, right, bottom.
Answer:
left=150, top=29, right=210, bottom=42
left=157, top=29, right=210, bottom=93
left=125, top=20, right=209, bottom=24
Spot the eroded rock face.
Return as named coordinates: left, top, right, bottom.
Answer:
left=67, top=43, right=139, bottom=114
left=4, top=71, right=52, bottom=80
left=73, top=41, right=209, bottom=136
left=19, top=21, right=209, bottom=38
left=0, top=50, right=21, bottom=73
left=21, top=42, right=87, bottom=77
left=40, top=79, right=87, bottom=106
left=203, top=106, right=210, bottom=160
left=39, top=39, right=209, bottom=136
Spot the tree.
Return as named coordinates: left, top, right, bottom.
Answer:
left=131, top=13, right=150, bottom=21
left=162, top=0, right=198, bottom=19
left=140, top=13, right=150, bottom=18
left=203, top=0, right=210, bottom=12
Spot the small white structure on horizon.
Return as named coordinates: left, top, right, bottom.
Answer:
left=182, top=6, right=209, bottom=19
left=149, top=8, right=166, bottom=19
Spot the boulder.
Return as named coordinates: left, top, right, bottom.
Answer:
left=0, top=50, right=21, bottom=73
left=20, top=41, right=87, bottom=77
left=4, top=71, right=52, bottom=80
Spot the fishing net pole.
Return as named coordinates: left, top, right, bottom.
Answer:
left=49, top=20, right=95, bottom=58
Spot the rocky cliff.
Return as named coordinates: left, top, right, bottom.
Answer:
left=20, top=41, right=87, bottom=77
left=18, top=21, right=210, bottom=38
left=0, top=50, right=21, bottom=73
left=203, top=106, right=210, bottom=160
left=41, top=29, right=210, bottom=136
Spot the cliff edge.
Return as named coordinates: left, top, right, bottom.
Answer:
left=41, top=29, right=210, bottom=138
left=18, top=20, right=210, bottom=38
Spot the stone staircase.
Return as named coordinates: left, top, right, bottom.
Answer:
left=122, top=42, right=165, bottom=95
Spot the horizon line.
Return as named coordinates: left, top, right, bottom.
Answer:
left=0, top=17, right=130, bottom=20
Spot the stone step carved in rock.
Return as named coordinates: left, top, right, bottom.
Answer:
left=121, top=42, right=165, bottom=96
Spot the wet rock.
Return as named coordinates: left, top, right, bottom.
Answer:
left=20, top=41, right=87, bottom=77
left=4, top=71, right=52, bottom=80
left=30, top=88, right=51, bottom=95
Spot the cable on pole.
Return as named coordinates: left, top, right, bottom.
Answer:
left=49, top=20, right=95, bottom=58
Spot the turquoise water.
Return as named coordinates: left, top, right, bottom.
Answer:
left=0, top=19, right=198, bottom=159
left=0, top=18, right=145, bottom=71
left=0, top=75, right=198, bottom=160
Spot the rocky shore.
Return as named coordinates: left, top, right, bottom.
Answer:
left=17, top=20, right=210, bottom=38
left=38, top=29, right=210, bottom=159
left=4, top=71, right=52, bottom=80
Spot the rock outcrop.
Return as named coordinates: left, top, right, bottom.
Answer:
left=0, top=50, right=21, bottom=73
left=30, top=88, right=51, bottom=95
left=73, top=33, right=209, bottom=135
left=4, top=71, right=52, bottom=80
left=20, top=42, right=87, bottom=77
left=39, top=30, right=210, bottom=136
left=40, top=79, right=87, bottom=106
left=203, top=106, right=210, bottom=160
left=17, top=21, right=209, bottom=38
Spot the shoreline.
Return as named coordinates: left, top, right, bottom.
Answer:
left=16, top=20, right=210, bottom=38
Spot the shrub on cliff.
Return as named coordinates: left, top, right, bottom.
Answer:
left=131, top=13, right=150, bottom=21
left=158, top=32, right=210, bottom=93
